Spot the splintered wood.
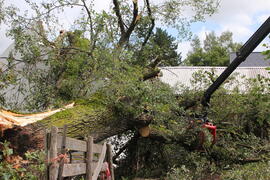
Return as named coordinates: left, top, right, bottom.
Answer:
left=0, top=103, right=74, bottom=129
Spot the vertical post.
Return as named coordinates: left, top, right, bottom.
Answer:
left=45, top=130, right=50, bottom=180
left=86, top=136, right=93, bottom=180
left=58, top=125, right=67, bottom=180
left=107, top=144, right=115, bottom=180
left=49, top=126, right=58, bottom=180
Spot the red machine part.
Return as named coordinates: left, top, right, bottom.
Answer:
left=202, top=122, right=216, bottom=144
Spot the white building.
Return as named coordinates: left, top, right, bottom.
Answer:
left=160, top=66, right=270, bottom=92
left=160, top=53, right=270, bottom=91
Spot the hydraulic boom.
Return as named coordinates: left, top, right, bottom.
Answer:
left=201, top=16, right=270, bottom=107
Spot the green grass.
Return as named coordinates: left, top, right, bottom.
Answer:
left=221, top=161, right=270, bottom=180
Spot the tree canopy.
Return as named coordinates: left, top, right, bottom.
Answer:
left=135, top=28, right=182, bottom=67
left=184, top=31, right=242, bottom=66
left=0, top=0, right=220, bottom=110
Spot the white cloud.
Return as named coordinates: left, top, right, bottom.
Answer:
left=178, top=41, right=191, bottom=59
left=257, top=14, right=269, bottom=24
left=92, top=0, right=111, bottom=12
left=92, top=0, right=146, bottom=12
left=210, top=0, right=270, bottom=22
left=208, top=1, right=269, bottom=29
left=197, top=27, right=211, bottom=42
left=219, top=24, right=252, bottom=42
left=190, top=0, right=270, bottom=55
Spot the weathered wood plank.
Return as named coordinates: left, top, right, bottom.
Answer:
left=57, top=135, right=103, bottom=153
left=49, top=126, right=58, bottom=180
left=91, top=162, right=98, bottom=173
left=93, top=144, right=103, bottom=153
left=62, top=163, right=86, bottom=177
left=61, top=162, right=98, bottom=177
left=44, top=130, right=50, bottom=180
left=86, top=136, right=93, bottom=180
left=58, top=125, right=67, bottom=180
left=57, top=135, right=87, bottom=152
left=92, top=143, right=107, bottom=180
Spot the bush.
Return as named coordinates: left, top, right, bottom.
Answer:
left=221, top=161, right=270, bottom=180
left=0, top=141, right=45, bottom=180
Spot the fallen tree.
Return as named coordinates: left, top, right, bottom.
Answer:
left=0, top=0, right=270, bottom=179
left=1, top=70, right=269, bottom=178
left=1, top=75, right=270, bottom=179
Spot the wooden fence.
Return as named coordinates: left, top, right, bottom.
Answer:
left=44, top=126, right=115, bottom=180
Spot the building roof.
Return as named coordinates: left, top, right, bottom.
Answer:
left=160, top=66, right=270, bottom=91
left=230, top=52, right=270, bottom=67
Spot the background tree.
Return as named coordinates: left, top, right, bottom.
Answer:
left=135, top=28, right=181, bottom=67
left=262, top=36, right=270, bottom=59
left=184, top=31, right=242, bottom=66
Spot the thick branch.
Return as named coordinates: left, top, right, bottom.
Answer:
left=81, top=0, right=94, bottom=43
left=113, top=0, right=126, bottom=36
left=125, top=0, right=139, bottom=37
left=142, top=57, right=162, bottom=81
left=89, top=22, right=104, bottom=56
left=147, top=128, right=194, bottom=151
left=118, top=0, right=139, bottom=47
left=142, top=69, right=160, bottom=81
left=141, top=0, right=155, bottom=47
left=149, top=56, right=162, bottom=68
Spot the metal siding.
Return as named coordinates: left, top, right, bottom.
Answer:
left=160, top=66, right=270, bottom=91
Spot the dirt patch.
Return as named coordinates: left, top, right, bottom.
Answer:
left=0, top=125, right=44, bottom=156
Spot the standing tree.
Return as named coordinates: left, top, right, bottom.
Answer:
left=184, top=31, right=242, bottom=66
left=135, top=28, right=182, bottom=67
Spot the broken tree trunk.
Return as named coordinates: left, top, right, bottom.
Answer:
left=0, top=101, right=153, bottom=155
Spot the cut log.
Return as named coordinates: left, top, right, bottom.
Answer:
left=139, top=126, right=150, bottom=137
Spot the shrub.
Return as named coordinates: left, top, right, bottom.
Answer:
left=0, top=141, right=45, bottom=180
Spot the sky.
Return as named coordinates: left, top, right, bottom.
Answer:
left=178, top=0, right=270, bottom=58
left=0, top=0, right=270, bottom=59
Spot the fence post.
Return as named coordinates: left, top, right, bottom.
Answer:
left=45, top=130, right=50, bottom=180
left=49, top=126, right=58, bottom=180
left=86, top=136, right=93, bottom=180
left=107, top=144, right=115, bottom=180
left=58, top=125, right=67, bottom=180
left=92, top=143, right=107, bottom=180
